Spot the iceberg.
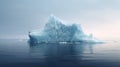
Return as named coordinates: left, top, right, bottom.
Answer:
left=29, top=15, right=103, bottom=44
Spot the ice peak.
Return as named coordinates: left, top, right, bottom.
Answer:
left=48, top=14, right=63, bottom=23
left=50, top=14, right=56, bottom=19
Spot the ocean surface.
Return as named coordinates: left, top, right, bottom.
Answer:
left=0, top=39, right=120, bottom=67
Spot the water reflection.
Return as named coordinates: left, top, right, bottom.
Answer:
left=29, top=42, right=95, bottom=67
left=1, top=39, right=120, bottom=67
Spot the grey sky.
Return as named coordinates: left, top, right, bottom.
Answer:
left=0, top=0, right=120, bottom=39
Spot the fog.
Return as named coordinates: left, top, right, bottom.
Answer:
left=0, top=0, right=120, bottom=40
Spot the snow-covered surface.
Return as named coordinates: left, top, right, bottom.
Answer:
left=29, top=15, right=103, bottom=44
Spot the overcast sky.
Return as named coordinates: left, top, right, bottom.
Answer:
left=0, top=0, right=120, bottom=39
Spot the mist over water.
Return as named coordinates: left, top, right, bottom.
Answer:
left=0, top=39, right=120, bottom=67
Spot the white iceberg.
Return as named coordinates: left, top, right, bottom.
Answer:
left=29, top=15, right=103, bottom=44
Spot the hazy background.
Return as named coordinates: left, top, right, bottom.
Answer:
left=0, top=0, right=120, bottom=40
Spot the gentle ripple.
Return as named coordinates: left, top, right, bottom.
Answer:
left=0, top=39, right=120, bottom=67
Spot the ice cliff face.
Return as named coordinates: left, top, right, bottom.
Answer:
left=29, top=15, right=103, bottom=44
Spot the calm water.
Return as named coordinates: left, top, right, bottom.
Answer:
left=0, top=39, right=120, bottom=67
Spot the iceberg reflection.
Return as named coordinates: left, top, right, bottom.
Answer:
left=29, top=42, right=96, bottom=67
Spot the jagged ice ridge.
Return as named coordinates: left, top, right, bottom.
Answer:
left=29, top=15, right=103, bottom=44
